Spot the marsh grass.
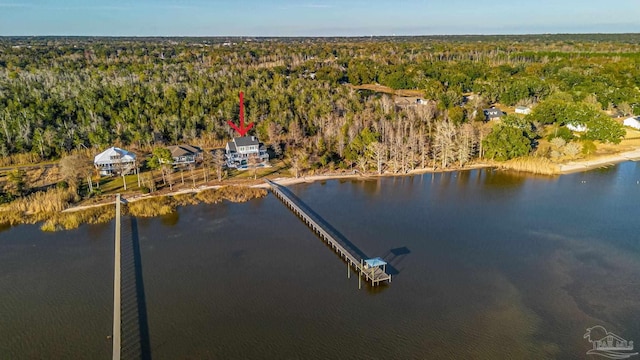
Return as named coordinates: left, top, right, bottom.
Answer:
left=0, top=187, right=78, bottom=226
left=500, top=157, right=560, bottom=175
left=3, top=185, right=268, bottom=231
left=127, top=197, right=175, bottom=217
left=41, top=205, right=114, bottom=232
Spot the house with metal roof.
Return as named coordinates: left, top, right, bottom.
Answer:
left=93, top=147, right=137, bottom=176
left=225, top=136, right=269, bottom=169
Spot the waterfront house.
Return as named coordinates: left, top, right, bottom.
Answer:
left=225, top=136, right=269, bottom=169
left=166, top=144, right=203, bottom=165
left=94, top=147, right=137, bottom=176
left=623, top=116, right=640, bottom=130
left=483, top=108, right=506, bottom=121
left=515, top=106, right=532, bottom=115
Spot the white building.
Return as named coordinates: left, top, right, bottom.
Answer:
left=567, top=123, right=588, bottom=132
left=225, top=136, right=269, bottom=169
left=94, top=147, right=137, bottom=176
left=623, top=116, right=640, bottom=130
left=515, top=106, right=532, bottom=115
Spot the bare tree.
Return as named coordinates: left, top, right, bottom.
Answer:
left=60, top=153, right=94, bottom=194
left=356, top=155, right=368, bottom=174
left=212, top=149, right=226, bottom=182
left=248, top=154, right=260, bottom=180
left=434, top=120, right=458, bottom=169
left=289, top=150, right=307, bottom=178
left=457, top=123, right=477, bottom=167
left=368, top=141, right=386, bottom=175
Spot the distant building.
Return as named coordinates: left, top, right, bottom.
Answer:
left=94, top=147, right=137, bottom=176
left=225, top=136, right=269, bottom=169
left=567, top=123, right=588, bottom=132
left=623, top=116, right=640, bottom=130
left=484, top=108, right=506, bottom=121
left=515, top=106, right=532, bottom=115
left=166, top=144, right=203, bottom=165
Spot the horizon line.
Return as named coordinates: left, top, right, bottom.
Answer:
left=2, top=32, right=640, bottom=38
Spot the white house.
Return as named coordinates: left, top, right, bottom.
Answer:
left=623, top=116, right=640, bottom=130
left=515, top=106, right=532, bottom=115
left=567, top=122, right=588, bottom=132
left=94, top=147, right=137, bottom=176
left=225, top=136, right=269, bottom=169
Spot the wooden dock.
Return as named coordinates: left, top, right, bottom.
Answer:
left=265, top=179, right=391, bottom=286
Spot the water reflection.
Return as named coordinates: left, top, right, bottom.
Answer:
left=159, top=211, right=179, bottom=227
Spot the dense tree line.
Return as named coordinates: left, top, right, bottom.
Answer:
left=0, top=35, right=637, bottom=175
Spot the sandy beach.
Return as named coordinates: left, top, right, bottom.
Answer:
left=559, top=149, right=640, bottom=174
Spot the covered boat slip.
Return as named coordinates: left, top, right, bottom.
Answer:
left=266, top=179, right=392, bottom=287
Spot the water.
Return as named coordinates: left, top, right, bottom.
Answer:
left=2, top=163, right=640, bottom=359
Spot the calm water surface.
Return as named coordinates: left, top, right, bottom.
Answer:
left=2, top=163, right=640, bottom=359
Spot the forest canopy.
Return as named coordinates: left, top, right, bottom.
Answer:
left=0, top=35, right=637, bottom=169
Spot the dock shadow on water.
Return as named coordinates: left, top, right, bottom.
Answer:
left=120, top=216, right=152, bottom=360
left=381, top=247, right=411, bottom=276
left=273, top=183, right=395, bottom=289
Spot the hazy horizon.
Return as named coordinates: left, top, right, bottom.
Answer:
left=1, top=0, right=638, bottom=37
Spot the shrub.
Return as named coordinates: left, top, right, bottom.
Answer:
left=582, top=140, right=597, bottom=155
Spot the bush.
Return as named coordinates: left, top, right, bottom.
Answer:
left=547, top=127, right=574, bottom=142
left=57, top=181, right=69, bottom=189
left=140, top=186, right=151, bottom=194
left=582, top=140, right=597, bottom=155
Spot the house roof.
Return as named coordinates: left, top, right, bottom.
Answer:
left=167, top=144, right=203, bottom=158
left=234, top=136, right=259, bottom=147
left=516, top=106, right=530, bottom=110
left=484, top=108, right=505, bottom=118
left=364, top=257, right=387, bottom=268
left=93, top=147, right=136, bottom=165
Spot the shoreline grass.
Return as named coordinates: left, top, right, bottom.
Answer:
left=0, top=185, right=268, bottom=232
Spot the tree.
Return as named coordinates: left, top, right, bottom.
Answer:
left=212, top=149, right=226, bottom=182
left=148, top=148, right=174, bottom=189
left=59, top=153, right=94, bottom=194
left=433, top=120, right=457, bottom=169
left=368, top=141, right=386, bottom=175
left=3, top=169, right=26, bottom=198
left=482, top=125, right=532, bottom=161
left=583, top=115, right=625, bottom=144
left=289, top=150, right=307, bottom=178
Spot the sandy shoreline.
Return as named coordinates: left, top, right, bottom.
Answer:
left=61, top=150, right=640, bottom=214
left=559, top=149, right=640, bottom=174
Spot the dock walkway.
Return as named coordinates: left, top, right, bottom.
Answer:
left=265, top=179, right=391, bottom=286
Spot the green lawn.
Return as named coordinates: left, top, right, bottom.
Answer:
left=97, top=174, right=140, bottom=193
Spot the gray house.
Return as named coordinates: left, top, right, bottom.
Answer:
left=484, top=108, right=506, bottom=121
left=225, top=136, right=269, bottom=169
left=166, top=144, right=203, bottom=165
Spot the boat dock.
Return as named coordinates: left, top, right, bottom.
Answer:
left=265, top=179, right=391, bottom=286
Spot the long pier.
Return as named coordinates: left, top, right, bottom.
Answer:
left=113, top=194, right=122, bottom=360
left=265, top=179, right=391, bottom=286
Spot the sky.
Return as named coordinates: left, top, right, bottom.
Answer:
left=0, top=0, right=638, bottom=36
